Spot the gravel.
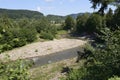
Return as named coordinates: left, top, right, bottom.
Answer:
left=0, top=38, right=86, bottom=60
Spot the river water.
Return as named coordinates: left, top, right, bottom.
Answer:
left=28, top=46, right=84, bottom=67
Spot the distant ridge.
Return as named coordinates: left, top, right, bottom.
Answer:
left=68, top=12, right=91, bottom=19
left=0, top=8, right=44, bottom=19
left=0, top=8, right=89, bottom=20
left=46, top=14, right=65, bottom=22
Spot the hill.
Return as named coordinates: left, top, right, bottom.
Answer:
left=0, top=8, right=44, bottom=19
left=0, top=8, right=89, bottom=20
left=68, top=12, right=91, bottom=19
left=68, top=13, right=84, bottom=19
left=46, top=14, right=65, bottom=23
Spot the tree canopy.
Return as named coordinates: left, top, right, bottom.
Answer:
left=89, top=0, right=120, bottom=15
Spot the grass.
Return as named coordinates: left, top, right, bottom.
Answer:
left=57, top=30, right=68, bottom=35
left=29, top=57, right=85, bottom=80
left=56, top=30, right=68, bottom=39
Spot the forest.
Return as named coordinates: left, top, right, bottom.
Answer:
left=0, top=0, right=120, bottom=80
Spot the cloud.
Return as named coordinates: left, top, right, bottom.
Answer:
left=44, top=0, right=54, bottom=2
left=36, top=6, right=55, bottom=12
left=37, top=6, right=42, bottom=12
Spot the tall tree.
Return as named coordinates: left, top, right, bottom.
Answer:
left=76, top=13, right=89, bottom=33
left=89, top=0, right=120, bottom=15
left=112, top=6, right=120, bottom=30
left=106, top=8, right=113, bottom=28
left=85, top=13, right=103, bottom=33
left=64, top=16, right=75, bottom=31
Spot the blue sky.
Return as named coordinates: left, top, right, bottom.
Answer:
left=0, top=0, right=102, bottom=16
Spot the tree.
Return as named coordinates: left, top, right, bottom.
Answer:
left=65, top=28, right=120, bottom=80
left=89, top=0, right=120, bottom=15
left=18, top=18, right=30, bottom=28
left=85, top=13, right=103, bottom=33
left=76, top=13, right=89, bottom=33
left=112, top=7, right=120, bottom=30
left=106, top=8, right=113, bottom=28
left=20, top=28, right=37, bottom=43
left=64, top=16, right=75, bottom=31
left=34, top=18, right=50, bottom=33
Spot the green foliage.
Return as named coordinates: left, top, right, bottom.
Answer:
left=34, top=18, right=50, bottom=33
left=65, top=68, right=87, bottom=80
left=17, top=18, right=30, bottom=28
left=89, top=0, right=119, bottom=15
left=0, top=59, right=30, bottom=80
left=112, top=7, right=120, bottom=30
left=0, top=8, right=44, bottom=19
left=76, top=13, right=89, bottom=33
left=40, top=31, right=54, bottom=40
left=68, top=29, right=120, bottom=80
left=64, top=16, right=75, bottom=30
left=109, top=76, right=120, bottom=80
left=106, top=8, right=113, bottom=28
left=85, top=13, right=103, bottom=33
left=0, top=15, right=58, bottom=53
left=20, top=28, right=37, bottom=43
left=65, top=2, right=120, bottom=80
left=47, top=15, right=65, bottom=24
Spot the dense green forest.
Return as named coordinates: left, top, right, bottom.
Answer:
left=0, top=0, right=120, bottom=80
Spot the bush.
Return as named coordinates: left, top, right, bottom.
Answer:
left=40, top=31, right=54, bottom=40
left=63, top=67, right=87, bottom=80
left=9, top=38, right=26, bottom=48
left=20, top=28, right=37, bottom=43
left=109, top=76, right=120, bottom=80
left=0, top=59, right=30, bottom=80
left=2, top=44, right=12, bottom=51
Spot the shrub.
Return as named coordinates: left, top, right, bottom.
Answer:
left=64, top=67, right=87, bottom=80
left=40, top=31, right=54, bottom=40
left=2, top=44, right=12, bottom=51
left=0, top=59, right=31, bottom=80
left=20, top=28, right=37, bottom=43
left=109, top=76, right=120, bottom=80
left=9, top=38, right=26, bottom=48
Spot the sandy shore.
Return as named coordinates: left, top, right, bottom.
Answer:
left=0, top=38, right=86, bottom=60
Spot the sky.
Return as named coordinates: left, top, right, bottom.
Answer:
left=0, top=0, right=110, bottom=16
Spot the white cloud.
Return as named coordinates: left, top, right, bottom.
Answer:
left=37, top=6, right=42, bottom=12
left=36, top=6, right=55, bottom=12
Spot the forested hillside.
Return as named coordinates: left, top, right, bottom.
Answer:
left=0, top=8, right=44, bottom=19
left=0, top=8, right=86, bottom=20
left=46, top=15, right=65, bottom=23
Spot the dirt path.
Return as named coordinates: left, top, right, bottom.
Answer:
left=0, top=38, right=86, bottom=60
